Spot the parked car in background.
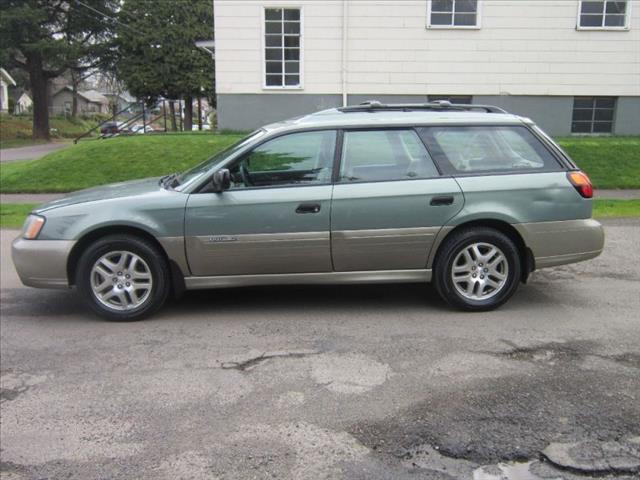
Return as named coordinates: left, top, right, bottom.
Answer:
left=100, top=121, right=120, bottom=135
left=131, top=124, right=154, bottom=134
left=12, top=102, right=604, bottom=320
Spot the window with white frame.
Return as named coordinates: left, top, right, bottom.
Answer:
left=578, top=1, right=630, bottom=29
left=428, top=0, right=480, bottom=28
left=264, top=8, right=301, bottom=88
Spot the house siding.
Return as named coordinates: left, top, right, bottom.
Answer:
left=214, top=0, right=640, bottom=134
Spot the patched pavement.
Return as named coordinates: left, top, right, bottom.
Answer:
left=1, top=219, right=639, bottom=479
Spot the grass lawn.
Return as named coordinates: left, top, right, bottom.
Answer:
left=592, top=199, right=640, bottom=218
left=0, top=133, right=637, bottom=193
left=0, top=203, right=34, bottom=229
left=557, top=137, right=640, bottom=189
left=0, top=133, right=244, bottom=193
left=1, top=200, right=638, bottom=230
left=0, top=114, right=101, bottom=149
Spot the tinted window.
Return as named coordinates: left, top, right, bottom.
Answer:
left=229, top=130, right=335, bottom=189
left=419, top=126, right=560, bottom=173
left=339, top=130, right=439, bottom=183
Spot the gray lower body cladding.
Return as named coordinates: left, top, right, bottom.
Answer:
left=11, top=219, right=604, bottom=290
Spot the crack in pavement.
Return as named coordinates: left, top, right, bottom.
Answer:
left=486, top=340, right=640, bottom=369
left=220, top=350, right=320, bottom=371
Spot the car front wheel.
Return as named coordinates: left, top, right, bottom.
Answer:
left=434, top=227, right=521, bottom=311
left=75, top=235, right=170, bottom=321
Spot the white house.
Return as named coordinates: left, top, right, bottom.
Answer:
left=213, top=0, right=640, bottom=135
left=12, top=90, right=33, bottom=114
left=0, top=67, right=17, bottom=113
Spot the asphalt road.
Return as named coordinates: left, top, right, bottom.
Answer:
left=1, top=220, right=639, bottom=480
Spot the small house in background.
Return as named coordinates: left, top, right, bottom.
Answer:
left=0, top=67, right=17, bottom=113
left=103, top=91, right=136, bottom=114
left=11, top=89, right=32, bottom=114
left=50, top=86, right=109, bottom=115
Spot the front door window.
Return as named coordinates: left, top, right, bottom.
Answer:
left=229, top=130, right=336, bottom=188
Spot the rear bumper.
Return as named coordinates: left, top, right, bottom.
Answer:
left=514, top=219, right=604, bottom=269
left=11, top=237, right=75, bottom=289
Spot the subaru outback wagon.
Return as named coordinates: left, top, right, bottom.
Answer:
left=12, top=101, right=604, bottom=321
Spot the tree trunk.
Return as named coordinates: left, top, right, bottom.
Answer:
left=197, top=97, right=202, bottom=130
left=27, top=53, right=50, bottom=141
left=178, top=100, right=183, bottom=131
left=184, top=95, right=193, bottom=131
left=168, top=100, right=177, bottom=131
left=71, top=71, right=79, bottom=118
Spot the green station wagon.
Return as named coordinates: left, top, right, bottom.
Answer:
left=12, top=102, right=604, bottom=320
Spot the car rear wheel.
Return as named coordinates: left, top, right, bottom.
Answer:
left=434, top=227, right=521, bottom=311
left=75, top=235, right=170, bottom=321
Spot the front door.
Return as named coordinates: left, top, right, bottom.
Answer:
left=185, top=130, right=337, bottom=276
left=331, top=128, right=464, bottom=271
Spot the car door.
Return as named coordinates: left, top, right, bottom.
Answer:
left=331, top=128, right=464, bottom=271
left=185, top=130, right=337, bottom=276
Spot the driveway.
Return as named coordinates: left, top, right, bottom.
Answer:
left=1, top=220, right=639, bottom=480
left=0, top=142, right=71, bottom=163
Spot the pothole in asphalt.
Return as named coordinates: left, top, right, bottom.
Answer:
left=542, top=437, right=640, bottom=476
left=309, top=353, right=391, bottom=394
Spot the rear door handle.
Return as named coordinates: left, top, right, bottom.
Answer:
left=296, top=203, right=321, bottom=214
left=430, top=195, right=454, bottom=206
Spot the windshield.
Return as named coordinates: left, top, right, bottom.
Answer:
left=174, top=130, right=266, bottom=190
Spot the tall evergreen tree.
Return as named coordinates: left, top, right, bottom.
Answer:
left=0, top=0, right=117, bottom=139
left=116, top=0, right=214, bottom=131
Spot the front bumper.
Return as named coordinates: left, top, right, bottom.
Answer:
left=11, top=237, right=75, bottom=289
left=514, top=218, right=605, bottom=269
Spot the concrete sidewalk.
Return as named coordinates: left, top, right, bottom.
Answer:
left=0, top=142, right=71, bottom=163
left=1, top=193, right=64, bottom=204
left=595, top=189, right=640, bottom=200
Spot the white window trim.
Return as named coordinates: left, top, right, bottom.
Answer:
left=426, top=0, right=482, bottom=29
left=576, top=0, right=632, bottom=30
left=262, top=6, right=304, bottom=90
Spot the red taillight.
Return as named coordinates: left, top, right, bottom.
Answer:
left=567, top=171, right=593, bottom=199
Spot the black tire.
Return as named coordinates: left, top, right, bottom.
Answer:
left=434, top=227, right=521, bottom=311
left=75, top=234, right=170, bottom=321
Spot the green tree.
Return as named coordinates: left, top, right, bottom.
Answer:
left=0, top=0, right=117, bottom=139
left=116, top=0, right=214, bottom=131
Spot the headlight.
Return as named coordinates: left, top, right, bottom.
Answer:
left=22, top=214, right=46, bottom=240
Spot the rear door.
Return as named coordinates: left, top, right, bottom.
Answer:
left=331, top=128, right=464, bottom=272
left=416, top=125, right=576, bottom=224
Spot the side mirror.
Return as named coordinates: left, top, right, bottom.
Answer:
left=212, top=168, right=231, bottom=193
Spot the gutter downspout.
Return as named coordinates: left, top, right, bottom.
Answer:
left=341, top=0, right=349, bottom=107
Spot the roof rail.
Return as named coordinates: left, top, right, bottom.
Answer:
left=338, top=100, right=508, bottom=114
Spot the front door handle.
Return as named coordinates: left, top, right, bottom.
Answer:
left=296, top=203, right=321, bottom=214
left=430, top=195, right=454, bottom=206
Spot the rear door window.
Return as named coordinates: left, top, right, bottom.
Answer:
left=339, top=129, right=440, bottom=183
left=418, top=126, right=561, bottom=174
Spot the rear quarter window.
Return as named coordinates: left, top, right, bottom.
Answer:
left=418, top=126, right=562, bottom=175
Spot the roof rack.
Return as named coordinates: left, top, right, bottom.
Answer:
left=338, top=100, right=508, bottom=114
